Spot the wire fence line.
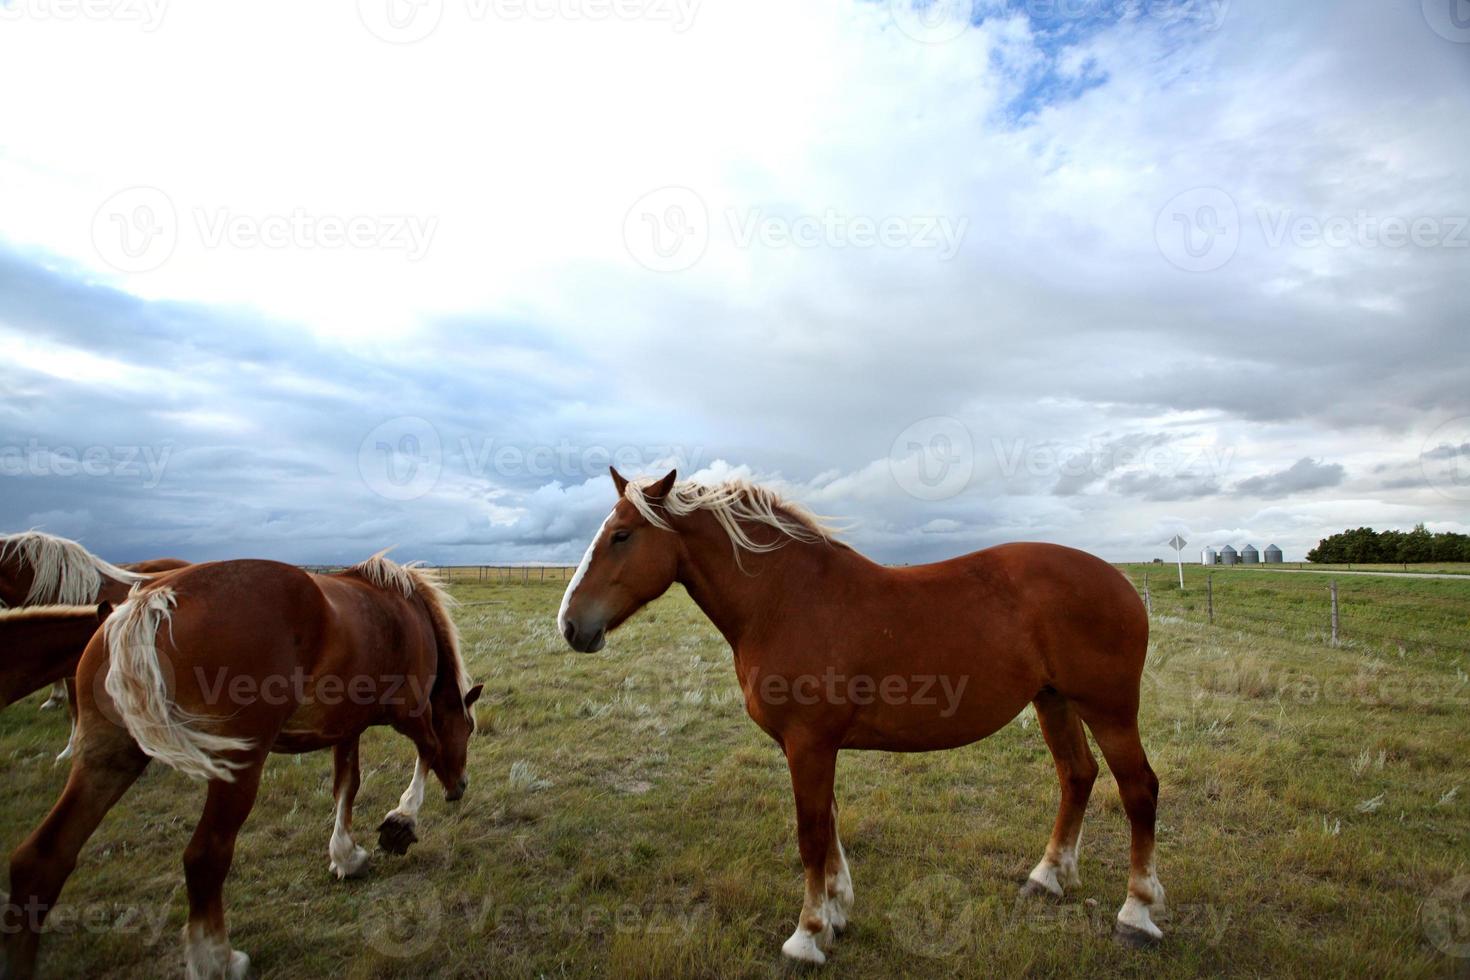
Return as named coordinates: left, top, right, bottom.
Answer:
left=1120, top=566, right=1470, bottom=659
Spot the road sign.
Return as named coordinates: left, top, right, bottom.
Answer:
left=1167, top=535, right=1188, bottom=587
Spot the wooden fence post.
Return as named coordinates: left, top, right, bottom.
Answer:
left=1206, top=572, right=1214, bottom=625
left=1330, top=580, right=1339, bottom=646
left=1143, top=571, right=1152, bottom=617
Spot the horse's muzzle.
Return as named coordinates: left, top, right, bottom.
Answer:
left=446, top=775, right=467, bottom=802
left=562, top=619, right=606, bottom=653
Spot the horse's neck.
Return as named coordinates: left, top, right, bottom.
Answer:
left=674, top=514, right=855, bottom=649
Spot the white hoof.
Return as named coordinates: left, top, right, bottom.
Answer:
left=227, top=949, right=250, bottom=980
left=1024, top=861, right=1065, bottom=898
left=54, top=742, right=74, bottom=764
left=330, top=844, right=370, bottom=880
left=782, top=926, right=827, bottom=965
left=39, top=696, right=65, bottom=711
left=1117, top=895, right=1164, bottom=940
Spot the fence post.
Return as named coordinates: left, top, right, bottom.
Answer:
left=1330, top=580, right=1339, bottom=646
left=1207, top=572, right=1214, bottom=625
left=1143, top=571, right=1152, bottom=617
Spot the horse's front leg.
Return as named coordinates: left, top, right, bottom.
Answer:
left=377, top=755, right=427, bottom=855
left=328, top=735, right=370, bottom=879
left=780, top=738, right=839, bottom=965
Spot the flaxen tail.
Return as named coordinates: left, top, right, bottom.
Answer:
left=102, top=586, right=254, bottom=782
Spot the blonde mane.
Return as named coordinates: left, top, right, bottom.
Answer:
left=0, top=531, right=144, bottom=606
left=344, top=552, right=470, bottom=699
left=623, top=477, right=845, bottom=563
left=0, top=603, right=100, bottom=622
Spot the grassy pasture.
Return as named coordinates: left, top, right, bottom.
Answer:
left=2, top=573, right=1468, bottom=978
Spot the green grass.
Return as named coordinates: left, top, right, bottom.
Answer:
left=3, top=576, right=1469, bottom=978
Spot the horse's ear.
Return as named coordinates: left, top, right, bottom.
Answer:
left=464, top=683, right=483, bottom=708
left=96, top=601, right=112, bottom=622
left=647, top=469, right=678, bottom=500
left=610, top=467, right=629, bottom=497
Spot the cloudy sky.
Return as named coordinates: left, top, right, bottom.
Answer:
left=1, top=0, right=1467, bottom=565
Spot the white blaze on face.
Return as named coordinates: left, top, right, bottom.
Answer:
left=557, top=510, right=613, bottom=637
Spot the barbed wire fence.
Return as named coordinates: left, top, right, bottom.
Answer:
left=1122, top=567, right=1470, bottom=659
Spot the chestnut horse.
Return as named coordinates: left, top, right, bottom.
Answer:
left=0, top=533, right=187, bottom=715
left=3, top=554, right=482, bottom=980
left=558, top=470, right=1163, bottom=964
left=0, top=604, right=111, bottom=709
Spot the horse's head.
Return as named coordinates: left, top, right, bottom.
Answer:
left=429, top=681, right=483, bottom=801
left=558, top=468, right=681, bottom=653
left=0, top=538, right=35, bottom=607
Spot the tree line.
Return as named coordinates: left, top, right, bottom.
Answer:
left=1306, top=524, right=1470, bottom=564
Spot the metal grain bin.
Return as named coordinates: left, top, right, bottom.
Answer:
left=1220, top=545, right=1238, bottom=565
left=1201, top=547, right=1217, bottom=566
left=1241, top=544, right=1260, bottom=564
left=1264, top=544, right=1283, bottom=563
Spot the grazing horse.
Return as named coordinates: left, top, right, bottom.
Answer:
left=558, top=470, right=1163, bottom=964
left=3, top=554, right=483, bottom=980
left=0, top=604, right=111, bottom=709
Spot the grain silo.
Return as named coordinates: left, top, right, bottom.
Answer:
left=1220, top=545, right=1238, bottom=565
left=1264, top=544, right=1283, bottom=563
left=1241, top=544, right=1260, bottom=564
left=1201, top=547, right=1217, bottom=566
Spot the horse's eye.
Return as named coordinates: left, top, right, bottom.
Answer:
left=611, top=529, right=631, bottom=544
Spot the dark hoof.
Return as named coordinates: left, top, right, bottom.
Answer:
left=376, top=814, right=419, bottom=855
left=1113, top=922, right=1162, bottom=949
left=1018, top=878, right=1063, bottom=902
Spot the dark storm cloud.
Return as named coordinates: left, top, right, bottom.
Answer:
left=1233, top=458, right=1346, bottom=498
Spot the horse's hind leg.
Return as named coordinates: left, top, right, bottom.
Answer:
left=328, top=735, right=370, bottom=879
left=182, top=764, right=264, bottom=980
left=3, top=731, right=149, bottom=979
left=1083, top=715, right=1164, bottom=944
left=1021, top=689, right=1098, bottom=900
left=54, top=679, right=79, bottom=764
